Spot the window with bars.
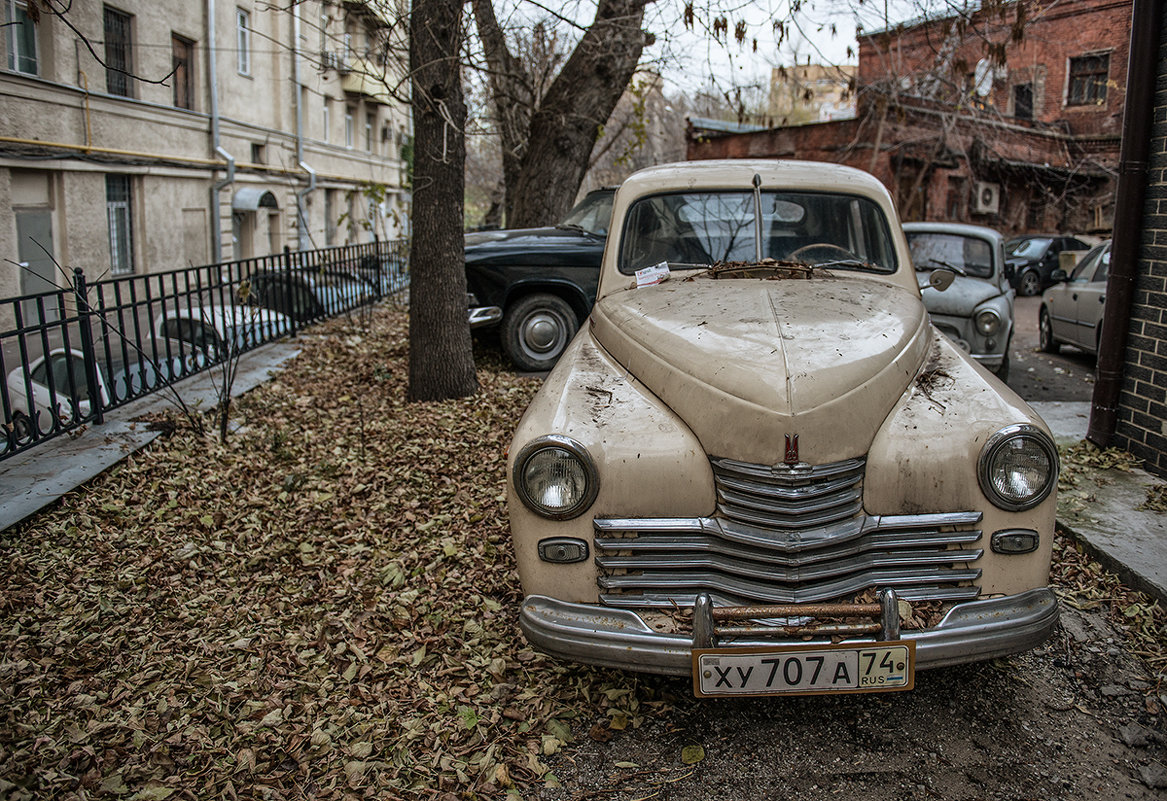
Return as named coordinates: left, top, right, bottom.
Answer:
left=6, top=0, right=37, bottom=74
left=236, top=8, right=251, bottom=75
left=103, top=6, right=133, bottom=96
left=1068, top=54, right=1109, bottom=106
left=172, top=34, right=195, bottom=109
left=106, top=175, right=134, bottom=276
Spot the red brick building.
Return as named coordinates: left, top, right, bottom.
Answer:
left=688, top=0, right=1132, bottom=236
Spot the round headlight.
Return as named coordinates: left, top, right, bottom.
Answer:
left=975, top=308, right=1001, bottom=336
left=978, top=425, right=1058, bottom=512
left=513, top=435, right=599, bottom=519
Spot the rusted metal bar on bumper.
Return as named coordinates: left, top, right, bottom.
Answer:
left=696, top=589, right=900, bottom=647
left=518, top=588, right=1059, bottom=676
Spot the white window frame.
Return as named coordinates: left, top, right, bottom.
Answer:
left=345, top=106, right=354, bottom=149
left=236, top=8, right=251, bottom=76
left=6, top=0, right=38, bottom=75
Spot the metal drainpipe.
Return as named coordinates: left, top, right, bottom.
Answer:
left=1087, top=0, right=1165, bottom=446
left=208, top=0, right=235, bottom=263
left=293, top=3, right=316, bottom=251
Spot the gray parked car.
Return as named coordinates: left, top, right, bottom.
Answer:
left=905, top=222, right=1014, bottom=381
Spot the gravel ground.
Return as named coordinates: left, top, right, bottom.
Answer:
left=535, top=603, right=1165, bottom=800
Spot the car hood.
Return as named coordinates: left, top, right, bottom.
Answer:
left=917, top=273, right=1004, bottom=315
left=590, top=276, right=931, bottom=465
left=465, top=226, right=603, bottom=266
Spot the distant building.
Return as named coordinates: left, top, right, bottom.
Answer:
left=769, top=64, right=856, bottom=126
left=688, top=0, right=1131, bottom=237
left=0, top=0, right=411, bottom=299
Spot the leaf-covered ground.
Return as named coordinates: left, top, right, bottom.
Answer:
left=1, top=306, right=673, bottom=800
left=2, top=305, right=1163, bottom=800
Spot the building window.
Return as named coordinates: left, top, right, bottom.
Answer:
left=345, top=106, right=354, bottom=148
left=322, top=99, right=330, bottom=142
left=106, top=175, right=134, bottom=276
left=236, top=8, right=251, bottom=75
left=1068, top=54, right=1108, bottom=106
left=365, top=113, right=374, bottom=152
left=103, top=6, right=133, bottom=97
left=6, top=1, right=38, bottom=74
left=172, top=34, right=195, bottom=109
left=1013, top=83, right=1033, bottom=120
left=251, top=143, right=266, bottom=164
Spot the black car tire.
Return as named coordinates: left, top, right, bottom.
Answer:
left=503, top=294, right=579, bottom=372
left=1039, top=307, right=1060, bottom=354
left=1019, top=269, right=1042, bottom=296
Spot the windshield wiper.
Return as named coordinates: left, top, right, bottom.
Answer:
left=813, top=258, right=880, bottom=271
left=916, top=257, right=968, bottom=276
left=556, top=223, right=601, bottom=237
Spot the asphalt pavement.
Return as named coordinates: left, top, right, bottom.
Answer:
left=1, top=323, right=1164, bottom=608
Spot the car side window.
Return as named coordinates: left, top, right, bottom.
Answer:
left=30, top=362, right=48, bottom=386
left=1092, top=248, right=1111, bottom=283
left=1070, top=246, right=1102, bottom=281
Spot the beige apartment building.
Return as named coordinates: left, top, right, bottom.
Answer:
left=0, top=0, right=411, bottom=299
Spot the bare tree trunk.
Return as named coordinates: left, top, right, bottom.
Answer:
left=408, top=0, right=478, bottom=402
left=472, top=0, right=532, bottom=225
left=508, top=0, right=652, bottom=228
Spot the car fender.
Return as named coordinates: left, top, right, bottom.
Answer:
left=864, top=333, right=1056, bottom=596
left=508, top=329, right=714, bottom=603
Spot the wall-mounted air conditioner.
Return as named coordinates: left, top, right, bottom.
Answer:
left=972, top=181, right=1000, bottom=215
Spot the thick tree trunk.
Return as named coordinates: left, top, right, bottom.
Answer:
left=407, top=0, right=477, bottom=401
left=508, top=0, right=652, bottom=228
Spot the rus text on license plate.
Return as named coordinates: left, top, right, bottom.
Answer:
left=692, top=641, right=915, bottom=697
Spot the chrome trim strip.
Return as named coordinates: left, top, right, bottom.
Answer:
left=595, top=528, right=983, bottom=567
left=595, top=548, right=983, bottom=583
left=598, top=565, right=982, bottom=606
left=518, top=589, right=1059, bottom=676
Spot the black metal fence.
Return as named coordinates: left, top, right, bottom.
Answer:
left=1, top=239, right=408, bottom=460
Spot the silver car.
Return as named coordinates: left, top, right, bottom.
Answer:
left=1039, top=240, right=1111, bottom=355
left=905, top=222, right=1014, bottom=381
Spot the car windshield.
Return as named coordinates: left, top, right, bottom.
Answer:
left=559, top=190, right=614, bottom=236
left=618, top=190, right=898, bottom=275
left=907, top=232, right=994, bottom=279
left=1007, top=237, right=1051, bottom=258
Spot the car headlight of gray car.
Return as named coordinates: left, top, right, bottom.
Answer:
left=978, top=424, right=1058, bottom=511
left=975, top=308, right=1002, bottom=337
left=513, top=435, right=599, bottom=519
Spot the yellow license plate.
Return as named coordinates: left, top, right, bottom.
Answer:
left=692, top=641, right=915, bottom=697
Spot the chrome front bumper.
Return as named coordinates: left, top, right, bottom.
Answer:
left=468, top=305, right=503, bottom=328
left=519, top=588, right=1059, bottom=676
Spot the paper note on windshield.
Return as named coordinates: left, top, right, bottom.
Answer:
left=636, top=262, right=670, bottom=288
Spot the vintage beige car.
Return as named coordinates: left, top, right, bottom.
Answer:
left=507, top=160, right=1059, bottom=697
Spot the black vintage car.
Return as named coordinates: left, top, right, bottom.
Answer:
left=466, top=188, right=614, bottom=371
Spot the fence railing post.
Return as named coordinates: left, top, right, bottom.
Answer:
left=73, top=268, right=104, bottom=426
left=283, top=245, right=297, bottom=338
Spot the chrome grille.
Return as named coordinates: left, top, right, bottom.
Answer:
left=595, top=457, right=983, bottom=608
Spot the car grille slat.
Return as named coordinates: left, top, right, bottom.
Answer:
left=595, top=457, right=982, bottom=607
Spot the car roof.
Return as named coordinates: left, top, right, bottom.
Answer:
left=903, top=221, right=1004, bottom=244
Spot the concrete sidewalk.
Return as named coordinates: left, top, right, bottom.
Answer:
left=0, top=341, right=301, bottom=532
left=1033, top=401, right=1167, bottom=607
left=2, top=364, right=1164, bottom=607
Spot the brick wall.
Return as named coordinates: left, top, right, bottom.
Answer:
left=1111, top=5, right=1167, bottom=479
left=859, top=0, right=1132, bottom=137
